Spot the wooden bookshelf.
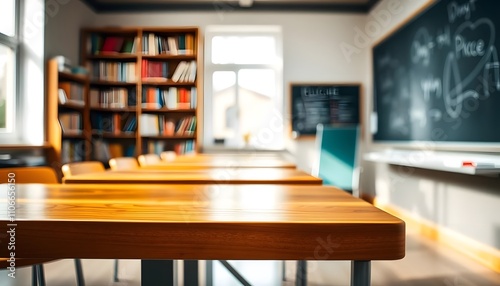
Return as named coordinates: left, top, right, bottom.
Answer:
left=46, top=58, right=91, bottom=170
left=80, top=26, right=202, bottom=162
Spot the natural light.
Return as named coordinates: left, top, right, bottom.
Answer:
left=206, top=26, right=283, bottom=150
left=0, top=0, right=16, bottom=37
left=0, top=46, right=14, bottom=130
left=211, top=36, right=277, bottom=65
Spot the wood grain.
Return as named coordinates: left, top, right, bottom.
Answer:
left=63, top=168, right=320, bottom=184
left=0, top=184, right=405, bottom=261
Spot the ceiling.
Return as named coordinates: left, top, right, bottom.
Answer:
left=82, top=0, right=380, bottom=13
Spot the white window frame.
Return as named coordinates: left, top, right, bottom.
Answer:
left=204, top=25, right=284, bottom=150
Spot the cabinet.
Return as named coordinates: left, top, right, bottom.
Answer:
left=46, top=58, right=91, bottom=168
left=80, top=27, right=201, bottom=162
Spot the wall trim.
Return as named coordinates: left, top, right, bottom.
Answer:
left=371, top=197, right=500, bottom=273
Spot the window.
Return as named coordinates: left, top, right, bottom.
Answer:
left=0, top=0, right=17, bottom=131
left=204, top=26, right=284, bottom=150
left=0, top=0, right=45, bottom=144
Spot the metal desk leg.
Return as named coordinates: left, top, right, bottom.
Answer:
left=351, top=260, right=370, bottom=286
left=36, top=265, right=46, bottom=286
left=184, top=260, right=199, bottom=286
left=141, top=260, right=174, bottom=286
left=282, top=261, right=286, bottom=281
left=74, top=259, right=85, bottom=286
left=218, top=260, right=252, bottom=286
left=295, top=260, right=307, bottom=286
left=206, top=260, right=213, bottom=286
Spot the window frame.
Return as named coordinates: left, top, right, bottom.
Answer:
left=204, top=25, right=284, bottom=150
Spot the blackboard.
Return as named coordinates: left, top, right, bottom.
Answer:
left=290, top=83, right=360, bottom=137
left=373, top=0, right=500, bottom=143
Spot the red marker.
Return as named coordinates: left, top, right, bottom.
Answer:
left=462, top=161, right=475, bottom=167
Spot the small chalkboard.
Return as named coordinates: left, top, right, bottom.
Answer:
left=290, top=83, right=360, bottom=138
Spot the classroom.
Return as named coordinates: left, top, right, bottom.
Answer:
left=0, top=0, right=499, bottom=285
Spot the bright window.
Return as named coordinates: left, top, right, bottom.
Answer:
left=0, top=45, right=15, bottom=130
left=205, top=26, right=284, bottom=150
left=0, top=0, right=45, bottom=144
left=0, top=0, right=17, bottom=132
left=0, top=0, right=16, bottom=37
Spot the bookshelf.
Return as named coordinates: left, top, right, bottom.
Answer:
left=80, top=27, right=201, bottom=162
left=46, top=58, right=91, bottom=170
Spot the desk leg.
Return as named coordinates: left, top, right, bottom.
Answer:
left=351, top=260, right=370, bottom=286
left=206, top=260, right=213, bottom=286
left=141, top=260, right=174, bottom=286
left=184, top=260, right=199, bottom=286
left=295, top=260, right=307, bottom=286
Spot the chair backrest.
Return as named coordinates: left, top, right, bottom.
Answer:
left=0, top=166, right=59, bottom=183
left=61, top=161, right=105, bottom=177
left=109, top=157, right=139, bottom=170
left=160, top=151, right=177, bottom=162
left=137, top=154, right=161, bottom=166
left=312, top=124, right=360, bottom=194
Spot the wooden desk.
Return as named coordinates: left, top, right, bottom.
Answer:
left=0, top=184, right=405, bottom=286
left=63, top=168, right=321, bottom=185
left=144, top=154, right=297, bottom=169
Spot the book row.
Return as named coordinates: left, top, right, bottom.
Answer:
left=90, top=113, right=137, bottom=134
left=142, top=87, right=197, bottom=109
left=87, top=34, right=137, bottom=55
left=61, top=140, right=86, bottom=164
left=144, top=140, right=196, bottom=155
left=142, top=33, right=195, bottom=56
left=88, top=61, right=137, bottom=82
left=59, top=113, right=82, bottom=135
left=58, top=82, right=85, bottom=102
left=90, top=88, right=137, bottom=108
left=139, top=114, right=196, bottom=136
left=171, top=60, right=196, bottom=83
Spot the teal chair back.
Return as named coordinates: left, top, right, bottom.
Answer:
left=313, top=124, right=359, bottom=194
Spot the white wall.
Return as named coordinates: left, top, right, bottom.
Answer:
left=44, top=0, right=96, bottom=64
left=362, top=0, right=500, bottom=250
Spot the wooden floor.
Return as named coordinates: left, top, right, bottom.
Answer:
left=1, top=227, right=499, bottom=285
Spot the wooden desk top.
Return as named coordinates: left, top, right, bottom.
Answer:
left=63, top=168, right=321, bottom=185
left=0, top=184, right=405, bottom=261
left=143, top=154, right=297, bottom=169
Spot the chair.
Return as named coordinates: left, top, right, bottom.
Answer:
left=61, top=161, right=120, bottom=282
left=294, top=124, right=360, bottom=285
left=0, top=167, right=84, bottom=286
left=137, top=154, right=161, bottom=166
left=312, top=124, right=360, bottom=194
left=61, top=161, right=105, bottom=177
left=109, top=157, right=139, bottom=170
left=160, top=151, right=177, bottom=162
left=0, top=166, right=60, bottom=183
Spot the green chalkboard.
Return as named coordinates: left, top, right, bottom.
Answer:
left=373, top=0, right=500, bottom=143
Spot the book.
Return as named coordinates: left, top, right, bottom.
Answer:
left=171, top=61, right=188, bottom=82
left=58, top=88, right=68, bottom=104
left=121, top=38, right=135, bottom=53
left=188, top=60, right=197, bottom=82
left=166, top=87, right=177, bottom=109
left=100, top=36, right=125, bottom=54
left=167, top=37, right=178, bottom=55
